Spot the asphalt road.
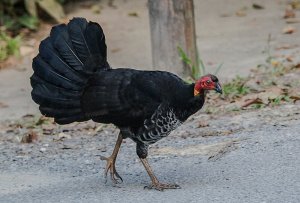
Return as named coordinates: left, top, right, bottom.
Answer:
left=0, top=105, right=299, bottom=203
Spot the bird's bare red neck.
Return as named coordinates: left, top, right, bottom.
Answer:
left=194, top=77, right=209, bottom=96
left=194, top=82, right=203, bottom=96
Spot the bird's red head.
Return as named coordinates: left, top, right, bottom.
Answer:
left=194, top=74, right=222, bottom=96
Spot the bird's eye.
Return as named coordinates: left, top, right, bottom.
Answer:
left=206, top=80, right=211, bottom=84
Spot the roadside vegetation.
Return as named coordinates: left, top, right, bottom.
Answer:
left=0, top=0, right=66, bottom=63
left=178, top=45, right=300, bottom=114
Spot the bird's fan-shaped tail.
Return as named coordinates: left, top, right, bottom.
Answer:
left=31, top=18, right=110, bottom=124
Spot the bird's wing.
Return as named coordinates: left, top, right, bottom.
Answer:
left=81, top=69, right=166, bottom=126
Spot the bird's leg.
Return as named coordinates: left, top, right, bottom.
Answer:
left=137, top=142, right=180, bottom=191
left=100, top=133, right=123, bottom=184
left=140, top=158, right=181, bottom=191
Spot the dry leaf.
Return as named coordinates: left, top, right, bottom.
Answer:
left=252, top=3, right=264, bottom=10
left=58, top=132, right=71, bottom=139
left=288, top=88, right=300, bottom=101
left=290, top=95, right=300, bottom=101
left=21, top=131, right=38, bottom=143
left=91, top=4, right=101, bottom=14
left=290, top=0, right=300, bottom=10
left=0, top=102, right=8, bottom=108
left=198, top=121, right=209, bottom=128
left=236, top=10, right=246, bottom=17
left=275, top=44, right=298, bottom=50
left=111, top=48, right=121, bottom=53
left=286, top=56, right=293, bottom=62
left=240, top=87, right=283, bottom=105
left=241, top=98, right=263, bottom=108
left=284, top=6, right=296, bottom=19
left=283, top=26, right=296, bottom=34
left=128, top=12, right=138, bottom=17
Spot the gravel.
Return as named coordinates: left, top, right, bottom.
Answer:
left=0, top=104, right=299, bottom=203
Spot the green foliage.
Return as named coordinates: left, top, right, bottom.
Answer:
left=178, top=46, right=223, bottom=81
left=0, top=31, right=21, bottom=62
left=0, top=1, right=39, bottom=33
left=222, top=76, right=250, bottom=98
left=178, top=46, right=202, bottom=80
left=253, top=103, right=265, bottom=109
left=17, top=14, right=39, bottom=30
left=0, top=0, right=65, bottom=35
left=271, top=95, right=291, bottom=106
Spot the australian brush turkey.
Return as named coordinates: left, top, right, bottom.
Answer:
left=31, top=18, right=222, bottom=191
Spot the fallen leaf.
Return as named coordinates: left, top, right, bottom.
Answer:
left=259, top=87, right=283, bottom=104
left=241, top=98, right=263, bottom=108
left=291, top=95, right=300, bottom=101
left=286, top=56, right=293, bottom=62
left=111, top=48, right=121, bottom=53
left=91, top=4, right=101, bottom=14
left=0, top=102, right=8, bottom=108
left=21, top=131, right=38, bottom=143
left=22, top=114, right=35, bottom=118
left=252, top=3, right=265, bottom=10
left=275, top=44, right=298, bottom=50
left=236, top=10, right=246, bottom=17
left=284, top=5, right=296, bottom=19
left=282, top=26, right=296, bottom=34
left=198, top=120, right=209, bottom=128
left=57, top=132, right=71, bottom=139
left=128, top=12, right=138, bottom=17
left=288, top=87, right=300, bottom=102
left=290, top=0, right=300, bottom=10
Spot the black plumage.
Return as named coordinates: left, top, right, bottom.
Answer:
left=31, top=18, right=221, bottom=190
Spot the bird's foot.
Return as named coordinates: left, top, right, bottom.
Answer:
left=144, top=182, right=181, bottom=191
left=100, top=155, right=123, bottom=184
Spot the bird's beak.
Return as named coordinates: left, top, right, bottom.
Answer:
left=215, top=82, right=222, bottom=94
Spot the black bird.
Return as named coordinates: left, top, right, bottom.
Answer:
left=31, top=18, right=222, bottom=191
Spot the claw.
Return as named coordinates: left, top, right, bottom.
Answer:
left=100, top=155, right=123, bottom=184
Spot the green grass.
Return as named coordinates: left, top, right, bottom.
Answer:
left=0, top=31, right=21, bottom=62
left=271, top=95, right=291, bottom=106
left=222, top=76, right=250, bottom=98
left=178, top=46, right=203, bottom=80
left=178, top=46, right=223, bottom=81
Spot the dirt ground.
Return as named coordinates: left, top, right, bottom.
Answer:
left=1, top=0, right=300, bottom=121
left=0, top=0, right=300, bottom=202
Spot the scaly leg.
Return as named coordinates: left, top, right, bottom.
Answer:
left=100, top=133, right=123, bottom=184
left=140, top=158, right=181, bottom=191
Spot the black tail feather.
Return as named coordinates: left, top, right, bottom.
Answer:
left=50, top=24, right=84, bottom=72
left=67, top=18, right=91, bottom=66
left=31, top=17, right=109, bottom=124
left=39, top=38, right=86, bottom=86
left=32, top=55, right=80, bottom=91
